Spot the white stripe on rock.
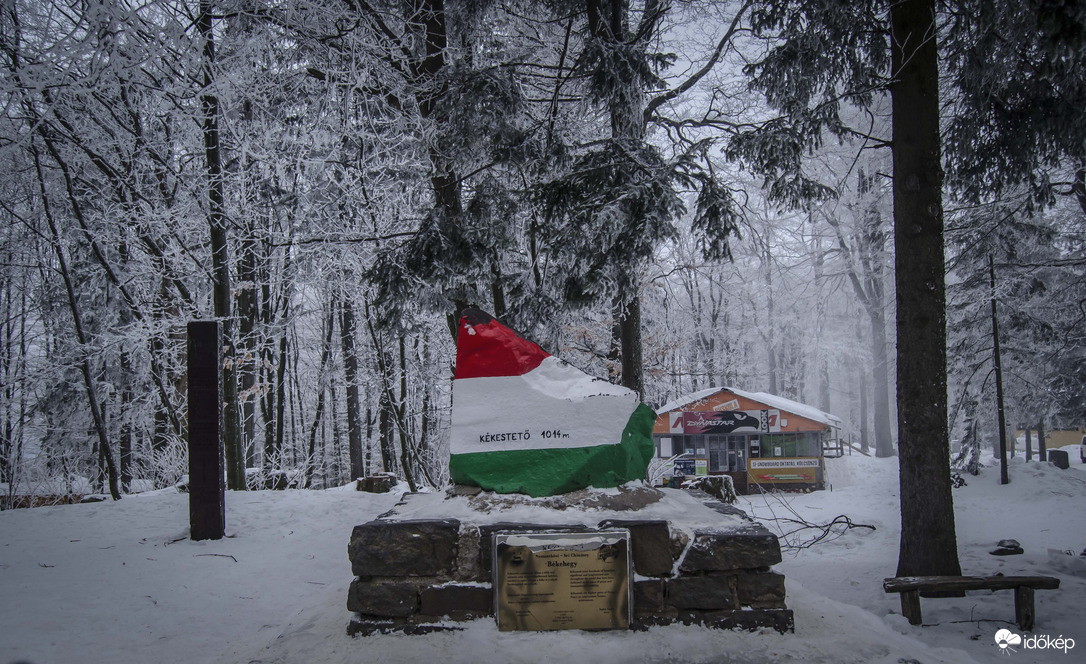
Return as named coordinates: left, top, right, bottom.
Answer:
left=451, top=357, right=638, bottom=454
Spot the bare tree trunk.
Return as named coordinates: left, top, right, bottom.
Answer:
left=238, top=228, right=258, bottom=468
left=340, top=294, right=365, bottom=480
left=592, top=0, right=652, bottom=396
left=396, top=336, right=417, bottom=491
left=609, top=300, right=623, bottom=380
left=364, top=406, right=373, bottom=480
left=364, top=310, right=419, bottom=490
left=330, top=381, right=343, bottom=483
left=379, top=390, right=395, bottom=474
left=0, top=265, right=16, bottom=487
left=870, top=307, right=895, bottom=457
left=120, top=377, right=133, bottom=494
left=199, top=0, right=242, bottom=490
left=618, top=297, right=644, bottom=398
left=305, top=304, right=336, bottom=486
left=31, top=145, right=121, bottom=500
left=756, top=244, right=779, bottom=394
left=827, top=195, right=893, bottom=456
left=891, top=0, right=961, bottom=579
left=990, top=255, right=1009, bottom=485
left=859, top=358, right=870, bottom=453
left=270, top=326, right=287, bottom=468
left=811, top=217, right=830, bottom=412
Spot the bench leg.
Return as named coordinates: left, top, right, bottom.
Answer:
left=1014, top=586, right=1035, bottom=631
left=900, top=590, right=922, bottom=625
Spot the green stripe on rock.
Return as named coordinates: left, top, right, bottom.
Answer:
left=448, top=403, right=656, bottom=497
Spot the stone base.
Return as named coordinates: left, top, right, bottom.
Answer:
left=348, top=609, right=795, bottom=636
left=635, top=609, right=794, bottom=633
left=347, top=618, right=464, bottom=637
left=346, top=486, right=793, bottom=634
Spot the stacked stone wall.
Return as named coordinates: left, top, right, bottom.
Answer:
left=347, top=491, right=793, bottom=635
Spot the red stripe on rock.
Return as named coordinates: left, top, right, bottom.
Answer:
left=454, top=309, right=549, bottom=380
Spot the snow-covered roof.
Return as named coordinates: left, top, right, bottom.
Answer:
left=655, top=387, right=722, bottom=415
left=655, top=386, right=843, bottom=429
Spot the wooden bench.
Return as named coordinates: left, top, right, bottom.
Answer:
left=883, top=575, right=1060, bottom=631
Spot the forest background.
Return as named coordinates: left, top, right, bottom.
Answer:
left=0, top=0, right=1083, bottom=517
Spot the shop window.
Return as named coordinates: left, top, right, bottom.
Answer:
left=761, top=433, right=823, bottom=457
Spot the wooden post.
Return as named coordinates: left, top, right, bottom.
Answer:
left=1014, top=585, right=1035, bottom=631
left=900, top=590, right=922, bottom=625
left=188, top=321, right=225, bottom=541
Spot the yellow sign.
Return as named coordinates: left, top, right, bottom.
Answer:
left=494, top=531, right=630, bottom=631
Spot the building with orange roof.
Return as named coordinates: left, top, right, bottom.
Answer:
left=654, top=386, right=842, bottom=493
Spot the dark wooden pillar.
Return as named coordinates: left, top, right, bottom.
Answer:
left=1014, top=585, right=1036, bottom=631
left=188, top=321, right=225, bottom=540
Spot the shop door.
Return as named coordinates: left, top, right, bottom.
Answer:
left=726, top=435, right=746, bottom=471
left=709, top=435, right=747, bottom=472
left=707, top=435, right=725, bottom=472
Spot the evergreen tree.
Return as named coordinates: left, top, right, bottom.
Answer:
left=735, top=0, right=962, bottom=576
left=943, top=0, right=1086, bottom=217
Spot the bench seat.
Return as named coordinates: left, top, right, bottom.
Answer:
left=883, top=575, right=1060, bottom=630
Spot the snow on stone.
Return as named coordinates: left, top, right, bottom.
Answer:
left=379, top=483, right=749, bottom=532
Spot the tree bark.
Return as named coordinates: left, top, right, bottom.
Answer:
left=869, top=307, right=895, bottom=457
left=31, top=145, right=121, bottom=501
left=340, top=294, right=365, bottom=480
left=305, top=304, right=336, bottom=487
left=812, top=220, right=830, bottom=413
left=593, top=0, right=650, bottom=396
left=990, top=255, right=1009, bottom=484
left=891, top=0, right=961, bottom=578
left=826, top=205, right=893, bottom=456
left=271, top=326, right=288, bottom=467
left=618, top=297, right=645, bottom=398
left=859, top=352, right=870, bottom=453
left=199, top=0, right=243, bottom=489
left=765, top=249, right=778, bottom=394
left=120, top=382, right=133, bottom=494
left=379, top=389, right=395, bottom=474
left=395, top=336, right=418, bottom=491
left=238, top=229, right=258, bottom=468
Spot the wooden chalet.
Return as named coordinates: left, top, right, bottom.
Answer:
left=654, top=386, right=842, bottom=493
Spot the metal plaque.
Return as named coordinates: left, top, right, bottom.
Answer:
left=493, top=530, right=631, bottom=631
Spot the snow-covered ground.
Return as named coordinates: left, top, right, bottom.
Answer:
left=740, top=445, right=1086, bottom=664
left=1, top=447, right=1083, bottom=664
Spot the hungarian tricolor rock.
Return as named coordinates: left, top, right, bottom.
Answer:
left=449, top=309, right=655, bottom=497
